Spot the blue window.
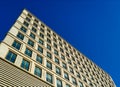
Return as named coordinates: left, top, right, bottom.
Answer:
left=72, top=77, right=77, bottom=85
left=20, top=26, right=27, bottom=33
left=17, top=32, right=24, bottom=40
left=30, top=33, right=35, bottom=39
left=66, top=84, right=70, bottom=87
left=55, top=57, right=59, bottom=64
left=6, top=51, right=17, bottom=63
left=38, top=46, right=43, bottom=53
left=47, top=44, right=51, bottom=50
left=21, top=59, right=30, bottom=71
left=56, top=66, right=61, bottom=75
left=57, top=79, right=62, bottom=87
left=25, top=48, right=32, bottom=57
left=64, top=72, right=69, bottom=80
left=34, top=66, right=42, bottom=77
left=39, top=33, right=44, bottom=38
left=26, top=17, right=31, bottom=22
left=46, top=73, right=53, bottom=84
left=46, top=61, right=52, bottom=70
left=28, top=39, right=34, bottom=47
left=36, top=55, right=42, bottom=64
left=12, top=40, right=21, bottom=50
left=39, top=39, right=44, bottom=45
left=32, top=27, right=37, bottom=33
left=23, top=21, right=29, bottom=27
left=47, top=52, right=52, bottom=59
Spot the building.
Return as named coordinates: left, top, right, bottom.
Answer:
left=0, top=9, right=116, bottom=87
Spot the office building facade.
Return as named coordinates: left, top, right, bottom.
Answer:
left=0, top=9, right=116, bottom=87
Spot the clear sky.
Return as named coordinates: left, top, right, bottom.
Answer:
left=0, top=0, right=119, bottom=86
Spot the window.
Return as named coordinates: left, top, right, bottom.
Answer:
left=69, top=67, right=74, bottom=74
left=39, top=39, right=44, bottom=45
left=47, top=44, right=51, bottom=50
left=54, top=43, right=57, bottom=48
left=26, top=17, right=31, bottom=22
left=77, top=61, right=80, bottom=65
left=66, top=52, right=69, bottom=57
left=82, top=76, right=87, bottom=83
left=34, top=19, right=38, bottom=23
left=66, top=84, right=70, bottom=87
left=25, top=48, right=32, bottom=57
left=72, top=77, right=77, bottom=85
left=55, top=57, right=59, bottom=64
left=60, top=48, right=64, bottom=53
left=39, top=33, right=44, bottom=38
left=58, top=37, right=61, bottom=41
left=61, top=55, right=65, bottom=60
left=77, top=72, right=80, bottom=78
left=47, top=33, right=51, bottom=38
left=79, top=81, right=84, bottom=87
left=6, top=51, right=17, bottom=63
left=47, top=52, right=52, bottom=59
left=34, top=66, right=42, bottom=77
left=62, top=62, right=67, bottom=69
left=46, top=61, right=52, bottom=70
left=46, top=73, right=53, bottom=84
left=40, top=28, right=44, bottom=33
left=27, top=13, right=32, bottom=18
left=54, top=49, right=59, bottom=55
left=30, top=33, right=35, bottom=39
left=57, top=79, right=62, bottom=87
left=72, top=57, right=75, bottom=61
left=68, top=59, right=71, bottom=65
left=59, top=42, right=62, bottom=47
left=20, top=26, right=27, bottom=33
left=21, top=59, right=30, bottom=71
left=74, top=63, right=77, bottom=69
left=28, top=39, right=34, bottom=47
left=23, top=21, right=29, bottom=27
left=65, top=47, right=68, bottom=51
left=53, top=38, right=57, bottom=42
left=36, top=55, right=42, bottom=64
left=64, top=72, right=69, bottom=80
left=33, top=23, right=38, bottom=27
left=47, top=38, right=51, bottom=44
left=32, top=27, right=37, bottom=33
left=41, top=24, right=45, bottom=28
left=38, top=46, right=43, bottom=53
left=53, top=33, right=56, bottom=37
left=56, top=66, right=61, bottom=75
left=47, top=28, right=51, bottom=33
left=12, top=40, right=21, bottom=50
left=17, top=32, right=24, bottom=40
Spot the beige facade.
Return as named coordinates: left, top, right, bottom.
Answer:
left=0, top=9, right=116, bottom=87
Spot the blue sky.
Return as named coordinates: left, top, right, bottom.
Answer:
left=0, top=0, right=119, bottom=86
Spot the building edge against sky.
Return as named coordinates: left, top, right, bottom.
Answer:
left=0, top=9, right=116, bottom=87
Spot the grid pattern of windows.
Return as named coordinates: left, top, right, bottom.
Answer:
left=3, top=10, right=115, bottom=87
